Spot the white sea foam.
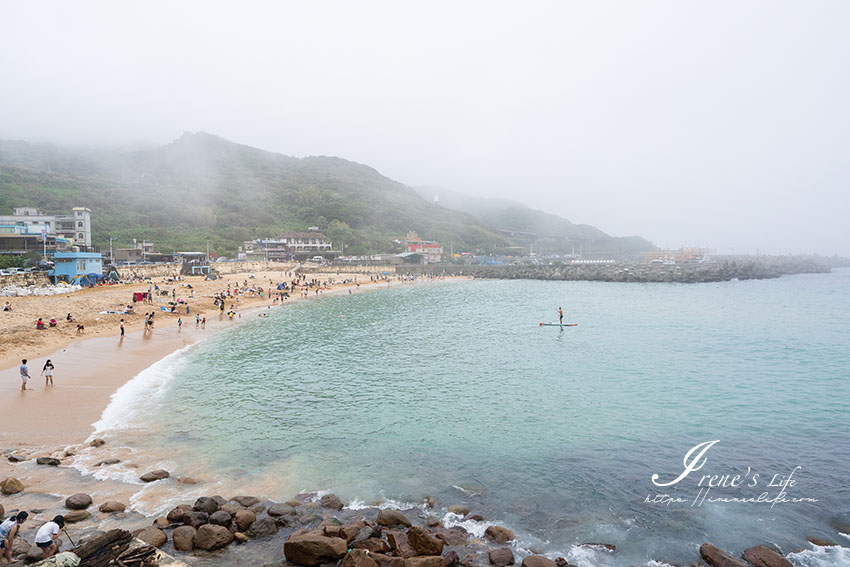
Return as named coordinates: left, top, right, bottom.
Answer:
left=345, top=496, right=428, bottom=512
left=787, top=541, right=850, bottom=567
left=90, top=342, right=196, bottom=436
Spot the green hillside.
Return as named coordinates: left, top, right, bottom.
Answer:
left=0, top=133, right=652, bottom=257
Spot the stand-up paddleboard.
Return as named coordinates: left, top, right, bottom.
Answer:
left=539, top=323, right=578, bottom=327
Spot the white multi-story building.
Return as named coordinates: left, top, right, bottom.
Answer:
left=0, top=206, right=93, bottom=248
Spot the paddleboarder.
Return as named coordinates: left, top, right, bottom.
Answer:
left=558, top=307, right=563, bottom=325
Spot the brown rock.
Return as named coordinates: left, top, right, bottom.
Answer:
left=234, top=532, right=249, bottom=544
left=352, top=538, right=391, bottom=553
left=194, top=523, right=234, bottom=551
left=89, top=438, right=106, bottom=447
left=98, top=501, right=126, bottom=513
left=699, top=543, right=752, bottom=567
left=343, top=549, right=380, bottom=567
left=444, top=550, right=461, bottom=567
left=1, top=477, right=23, bottom=495
left=220, top=502, right=245, bottom=517
left=372, top=553, right=407, bottom=567
left=172, top=525, right=196, bottom=551
left=235, top=509, right=256, bottom=532
left=209, top=510, right=232, bottom=526
left=338, top=520, right=367, bottom=542
left=521, top=556, right=555, bottom=567
left=154, top=517, right=170, bottom=528
left=177, top=476, right=199, bottom=485
left=484, top=526, right=515, bottom=544
left=247, top=517, right=279, bottom=538
left=268, top=502, right=297, bottom=516
left=167, top=504, right=193, bottom=523
left=378, top=509, right=412, bottom=527
left=488, top=548, right=515, bottom=567
left=286, top=499, right=304, bottom=507
left=448, top=505, right=470, bottom=515
left=320, top=493, right=345, bottom=510
left=64, top=510, right=90, bottom=523
left=183, top=511, right=210, bottom=529
left=580, top=542, right=615, bottom=552
left=231, top=495, right=260, bottom=507
left=806, top=536, right=834, bottom=547
left=138, top=527, right=168, bottom=548
left=388, top=530, right=417, bottom=558
left=742, top=546, right=792, bottom=567
left=139, top=469, right=169, bottom=482
left=194, top=496, right=220, bottom=514
left=284, top=533, right=348, bottom=566
left=65, top=493, right=93, bottom=510
left=408, top=526, right=445, bottom=556
left=7, top=453, right=26, bottom=462
left=436, top=527, right=469, bottom=547
left=406, top=557, right=445, bottom=567
left=36, top=456, right=61, bottom=466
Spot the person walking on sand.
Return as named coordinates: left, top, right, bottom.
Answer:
left=120, top=318, right=125, bottom=338
left=0, top=511, right=28, bottom=562
left=34, top=515, right=65, bottom=559
left=19, top=359, right=30, bottom=391
left=177, top=317, right=182, bottom=331
left=41, top=359, right=55, bottom=387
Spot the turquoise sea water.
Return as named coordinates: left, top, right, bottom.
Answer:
left=91, top=270, right=850, bottom=565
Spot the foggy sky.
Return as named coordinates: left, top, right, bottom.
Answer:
left=2, top=1, right=849, bottom=255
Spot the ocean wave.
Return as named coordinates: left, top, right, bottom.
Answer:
left=787, top=540, right=850, bottom=567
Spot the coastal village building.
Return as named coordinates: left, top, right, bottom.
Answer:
left=0, top=207, right=92, bottom=248
left=404, top=231, right=443, bottom=264
left=243, top=232, right=332, bottom=260
left=50, top=251, right=103, bottom=283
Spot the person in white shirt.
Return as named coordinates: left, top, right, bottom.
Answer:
left=34, top=515, right=65, bottom=559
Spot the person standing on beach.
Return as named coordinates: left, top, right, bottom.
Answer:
left=0, top=511, right=28, bottom=562
left=34, top=515, right=64, bottom=559
left=558, top=307, right=564, bottom=325
left=177, top=317, right=182, bottom=331
left=120, top=318, right=125, bottom=338
left=19, top=359, right=30, bottom=391
left=41, top=359, right=55, bottom=387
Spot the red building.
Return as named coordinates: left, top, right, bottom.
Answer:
left=404, top=231, right=442, bottom=263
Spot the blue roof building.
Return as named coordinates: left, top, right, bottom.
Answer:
left=50, top=251, right=103, bottom=284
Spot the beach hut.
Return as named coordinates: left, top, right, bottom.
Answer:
left=50, top=251, right=103, bottom=283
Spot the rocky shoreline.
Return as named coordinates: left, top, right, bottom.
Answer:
left=407, top=256, right=831, bottom=283
left=2, top=458, right=841, bottom=567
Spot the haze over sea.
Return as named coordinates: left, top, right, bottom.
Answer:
left=83, top=270, right=850, bottom=566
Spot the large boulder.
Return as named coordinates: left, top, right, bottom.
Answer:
left=209, top=510, right=232, bottom=527
left=406, top=558, right=445, bottom=567
left=220, top=502, right=245, bottom=517
left=700, top=543, right=752, bottom=567
left=371, top=553, right=407, bottom=567
left=268, top=502, right=297, bottom=517
left=377, top=509, right=412, bottom=527
left=64, top=510, right=90, bottom=523
left=484, top=527, right=515, bottom=544
left=235, top=509, right=256, bottom=532
left=284, top=533, right=348, bottom=566
left=183, top=511, right=210, bottom=529
left=167, top=504, right=193, bottom=523
left=521, top=557, right=555, bottom=567
left=139, top=469, right=169, bottom=482
left=489, top=548, right=514, bottom=566
left=1, top=477, right=23, bottom=495
left=352, top=538, right=391, bottom=553
left=231, top=495, right=260, bottom=507
left=320, top=493, right=344, bottom=510
left=99, top=501, right=126, bottom=513
left=247, top=517, right=278, bottom=538
left=436, top=527, right=469, bottom=547
left=408, top=527, right=444, bottom=556
left=342, top=549, right=379, bottom=567
left=137, top=527, right=168, bottom=548
left=172, top=525, right=196, bottom=552
left=741, top=546, right=792, bottom=567
left=194, top=496, right=220, bottom=514
left=65, top=493, right=93, bottom=510
left=388, top=531, right=417, bottom=558
left=194, top=523, right=234, bottom=551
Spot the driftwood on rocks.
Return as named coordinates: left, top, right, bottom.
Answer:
left=73, top=529, right=134, bottom=567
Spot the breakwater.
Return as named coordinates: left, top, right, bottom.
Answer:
left=405, top=256, right=831, bottom=283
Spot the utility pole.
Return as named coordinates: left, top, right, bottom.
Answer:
left=109, top=238, right=114, bottom=265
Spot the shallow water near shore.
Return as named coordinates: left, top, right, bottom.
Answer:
left=77, top=271, right=850, bottom=566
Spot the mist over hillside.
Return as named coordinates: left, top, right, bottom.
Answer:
left=0, top=133, right=652, bottom=257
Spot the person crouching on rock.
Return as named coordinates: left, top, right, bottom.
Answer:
left=35, top=515, right=65, bottom=559
left=0, top=511, right=28, bottom=563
